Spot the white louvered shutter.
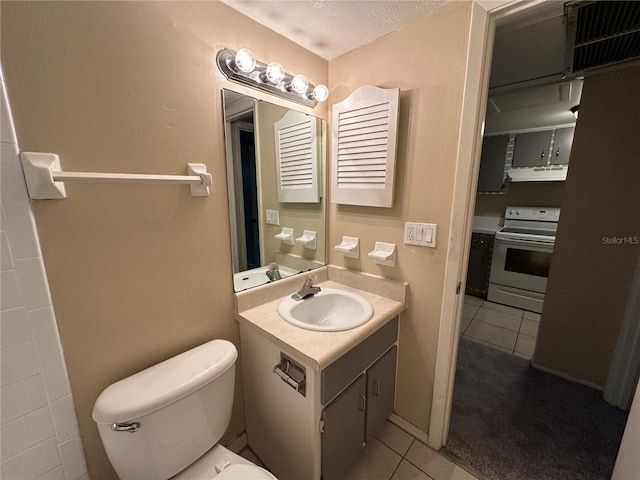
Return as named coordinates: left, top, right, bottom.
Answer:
left=331, top=85, right=400, bottom=207
left=274, top=110, right=321, bottom=203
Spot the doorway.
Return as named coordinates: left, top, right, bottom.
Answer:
left=431, top=1, right=635, bottom=479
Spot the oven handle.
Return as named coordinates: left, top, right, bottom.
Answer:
left=494, top=235, right=554, bottom=247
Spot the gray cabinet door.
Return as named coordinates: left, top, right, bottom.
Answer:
left=477, top=135, right=509, bottom=192
left=365, top=346, right=397, bottom=442
left=512, top=130, right=552, bottom=167
left=321, top=374, right=366, bottom=480
left=551, top=127, right=575, bottom=164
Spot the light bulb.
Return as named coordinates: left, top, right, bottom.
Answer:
left=234, top=48, right=256, bottom=74
left=264, top=62, right=285, bottom=84
left=311, top=84, right=329, bottom=102
left=290, top=74, right=309, bottom=94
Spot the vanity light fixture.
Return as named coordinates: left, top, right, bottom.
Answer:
left=262, top=62, right=285, bottom=84
left=217, top=47, right=328, bottom=107
left=233, top=48, right=256, bottom=74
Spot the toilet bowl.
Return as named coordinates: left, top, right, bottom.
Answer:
left=92, top=339, right=276, bottom=480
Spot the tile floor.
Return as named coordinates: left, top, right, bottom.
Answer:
left=461, top=295, right=540, bottom=359
left=241, top=420, right=481, bottom=480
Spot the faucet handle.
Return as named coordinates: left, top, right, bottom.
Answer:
left=304, top=275, right=315, bottom=287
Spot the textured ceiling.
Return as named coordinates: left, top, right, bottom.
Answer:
left=220, top=0, right=451, bottom=60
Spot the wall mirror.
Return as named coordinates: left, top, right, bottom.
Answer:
left=222, top=89, right=327, bottom=292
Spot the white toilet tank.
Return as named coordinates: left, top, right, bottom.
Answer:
left=92, top=339, right=238, bottom=480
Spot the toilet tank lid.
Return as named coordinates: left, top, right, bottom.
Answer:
left=92, top=339, right=237, bottom=424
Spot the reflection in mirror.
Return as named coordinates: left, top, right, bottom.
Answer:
left=222, top=90, right=326, bottom=292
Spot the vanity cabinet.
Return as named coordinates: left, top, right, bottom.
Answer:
left=321, top=344, right=398, bottom=480
left=239, top=314, right=399, bottom=480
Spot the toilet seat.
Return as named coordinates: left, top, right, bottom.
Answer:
left=215, top=464, right=276, bottom=479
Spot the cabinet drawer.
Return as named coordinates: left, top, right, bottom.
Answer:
left=321, top=316, right=398, bottom=405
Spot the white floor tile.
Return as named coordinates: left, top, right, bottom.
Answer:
left=462, top=303, right=481, bottom=320
left=464, top=321, right=518, bottom=351
left=515, top=333, right=536, bottom=357
left=375, top=420, right=414, bottom=457
left=519, top=318, right=539, bottom=337
left=391, top=459, right=431, bottom=480
left=343, top=438, right=402, bottom=480
left=473, top=307, right=522, bottom=332
left=464, top=295, right=484, bottom=307
left=481, top=301, right=525, bottom=317
left=405, top=441, right=478, bottom=480
left=523, top=311, right=541, bottom=322
left=460, top=316, right=473, bottom=337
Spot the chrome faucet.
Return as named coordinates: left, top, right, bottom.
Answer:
left=291, top=275, right=321, bottom=301
left=265, top=263, right=282, bottom=282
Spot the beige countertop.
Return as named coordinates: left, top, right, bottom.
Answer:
left=236, top=279, right=405, bottom=371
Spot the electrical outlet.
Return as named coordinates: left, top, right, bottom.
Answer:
left=404, top=222, right=437, bottom=248
left=266, top=209, right=280, bottom=225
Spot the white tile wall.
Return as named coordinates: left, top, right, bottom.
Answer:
left=1, top=68, right=88, bottom=479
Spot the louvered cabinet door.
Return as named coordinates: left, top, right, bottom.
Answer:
left=274, top=110, right=321, bottom=203
left=331, top=85, right=400, bottom=207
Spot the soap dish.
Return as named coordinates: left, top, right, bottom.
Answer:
left=368, top=242, right=396, bottom=266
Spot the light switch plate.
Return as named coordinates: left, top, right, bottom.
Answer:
left=404, top=222, right=437, bottom=248
left=266, top=209, right=280, bottom=225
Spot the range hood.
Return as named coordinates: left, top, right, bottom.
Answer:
left=508, top=165, right=568, bottom=182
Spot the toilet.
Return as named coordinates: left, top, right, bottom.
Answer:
left=92, top=339, right=276, bottom=480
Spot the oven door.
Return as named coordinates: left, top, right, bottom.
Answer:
left=489, top=236, right=553, bottom=294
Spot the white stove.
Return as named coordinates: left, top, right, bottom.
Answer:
left=488, top=206, right=561, bottom=313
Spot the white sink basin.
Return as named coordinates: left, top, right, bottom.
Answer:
left=278, top=288, right=374, bottom=332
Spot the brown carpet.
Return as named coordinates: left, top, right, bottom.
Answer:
left=445, top=338, right=628, bottom=480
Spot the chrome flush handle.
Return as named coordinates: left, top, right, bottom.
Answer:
left=111, top=422, right=140, bottom=433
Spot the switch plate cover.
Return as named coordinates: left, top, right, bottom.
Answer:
left=404, top=222, right=437, bottom=248
left=266, top=209, right=280, bottom=225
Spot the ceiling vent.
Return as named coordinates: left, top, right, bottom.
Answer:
left=566, top=1, right=640, bottom=74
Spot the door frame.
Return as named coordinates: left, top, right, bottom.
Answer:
left=427, top=0, right=557, bottom=450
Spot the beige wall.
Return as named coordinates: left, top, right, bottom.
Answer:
left=534, top=64, right=640, bottom=387
left=328, top=1, right=473, bottom=431
left=0, top=2, right=326, bottom=478
left=255, top=102, right=326, bottom=269
left=474, top=181, right=565, bottom=217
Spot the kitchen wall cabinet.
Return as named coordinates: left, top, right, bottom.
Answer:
left=512, top=130, right=553, bottom=167
left=550, top=127, right=575, bottom=165
left=477, top=134, right=509, bottom=192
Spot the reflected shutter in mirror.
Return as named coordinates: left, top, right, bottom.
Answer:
left=274, top=110, right=321, bottom=203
